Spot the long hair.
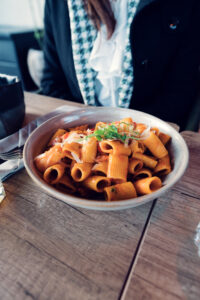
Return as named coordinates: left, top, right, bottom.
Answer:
left=82, top=0, right=116, bottom=39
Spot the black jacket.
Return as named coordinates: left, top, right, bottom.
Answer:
left=41, top=0, right=200, bottom=129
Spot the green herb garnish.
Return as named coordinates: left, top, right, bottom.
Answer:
left=83, top=124, right=141, bottom=143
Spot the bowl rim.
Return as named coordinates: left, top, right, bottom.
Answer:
left=23, top=106, right=189, bottom=210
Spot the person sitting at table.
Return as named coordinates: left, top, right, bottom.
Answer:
left=41, top=0, right=200, bottom=130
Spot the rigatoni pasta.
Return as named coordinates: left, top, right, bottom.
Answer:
left=56, top=175, right=76, bottom=193
left=34, top=117, right=172, bottom=201
left=134, top=176, right=162, bottom=195
left=128, top=158, right=143, bottom=174
left=132, top=152, right=157, bottom=169
left=107, top=154, right=128, bottom=183
left=133, top=168, right=152, bottom=180
left=82, top=137, right=97, bottom=163
left=43, top=163, right=65, bottom=184
left=154, top=154, right=171, bottom=176
left=104, top=182, right=137, bottom=201
left=92, top=161, right=108, bottom=176
left=83, top=176, right=110, bottom=192
left=142, top=131, right=168, bottom=158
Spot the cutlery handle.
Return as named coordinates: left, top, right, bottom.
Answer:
left=0, top=159, right=24, bottom=182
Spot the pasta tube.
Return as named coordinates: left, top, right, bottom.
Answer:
left=34, top=144, right=65, bottom=172
left=83, top=176, right=110, bottom=192
left=63, top=142, right=82, bottom=160
left=56, top=175, right=76, bottom=193
left=43, top=163, right=65, bottom=184
left=119, top=117, right=134, bottom=124
left=82, top=137, right=97, bottom=163
left=99, top=140, right=131, bottom=156
left=132, top=152, right=157, bottom=169
left=48, top=128, right=66, bottom=146
left=95, top=122, right=106, bottom=130
left=134, top=176, right=162, bottom=195
left=68, top=124, right=88, bottom=132
left=130, top=140, right=146, bottom=154
left=135, top=123, right=147, bottom=134
left=150, top=127, right=160, bottom=136
left=128, top=158, right=143, bottom=174
left=71, top=162, right=93, bottom=182
left=83, top=175, right=110, bottom=193
left=107, top=154, right=128, bottom=182
left=92, top=160, right=108, bottom=176
left=142, top=131, right=168, bottom=158
left=154, top=155, right=171, bottom=175
left=158, top=132, right=171, bottom=145
left=104, top=182, right=137, bottom=201
left=133, top=168, right=152, bottom=180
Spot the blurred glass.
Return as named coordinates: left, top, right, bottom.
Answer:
left=0, top=74, right=25, bottom=139
left=0, top=180, right=6, bottom=203
left=195, top=223, right=200, bottom=257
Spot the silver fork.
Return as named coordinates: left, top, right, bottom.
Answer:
left=0, top=146, right=23, bottom=160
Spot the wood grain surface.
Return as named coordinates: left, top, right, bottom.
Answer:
left=0, top=93, right=199, bottom=300
left=24, top=92, right=84, bottom=123
left=0, top=93, right=155, bottom=300
left=123, top=131, right=200, bottom=300
left=0, top=169, right=154, bottom=300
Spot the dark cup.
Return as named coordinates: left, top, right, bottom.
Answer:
left=0, top=74, right=25, bottom=139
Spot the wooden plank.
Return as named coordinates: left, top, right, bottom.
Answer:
left=0, top=93, right=156, bottom=299
left=123, top=131, right=200, bottom=300
left=0, top=169, right=154, bottom=300
left=0, top=92, right=183, bottom=299
left=24, top=92, right=84, bottom=123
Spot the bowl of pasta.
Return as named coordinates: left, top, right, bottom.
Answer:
left=23, top=107, right=189, bottom=210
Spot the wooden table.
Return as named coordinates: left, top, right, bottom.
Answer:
left=0, top=92, right=200, bottom=300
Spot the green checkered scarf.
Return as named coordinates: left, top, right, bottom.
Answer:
left=67, top=0, right=140, bottom=107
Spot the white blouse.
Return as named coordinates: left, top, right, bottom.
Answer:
left=89, top=0, right=129, bottom=107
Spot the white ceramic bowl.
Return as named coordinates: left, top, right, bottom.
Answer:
left=23, top=107, right=189, bottom=210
